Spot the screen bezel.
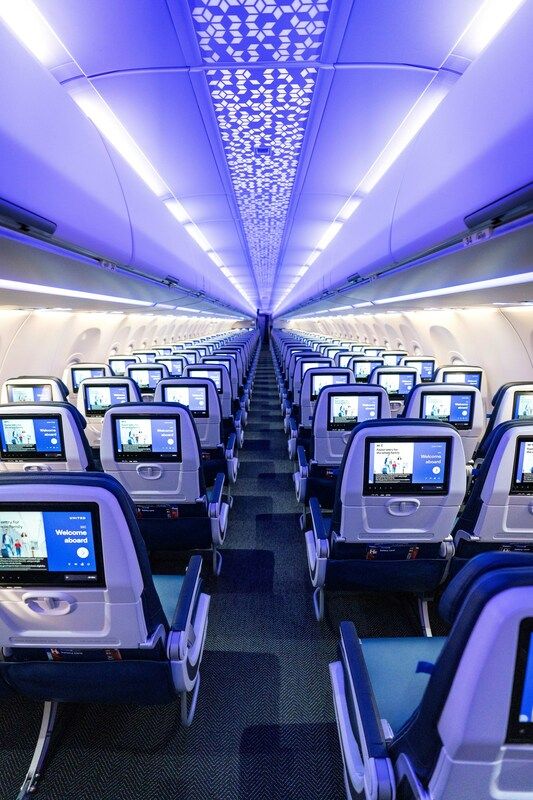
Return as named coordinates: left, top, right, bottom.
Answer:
left=513, top=391, right=533, bottom=421
left=0, top=501, right=105, bottom=588
left=507, top=618, right=533, bottom=744
left=83, top=383, right=130, bottom=417
left=420, top=390, right=475, bottom=430
left=162, top=384, right=209, bottom=418
left=71, top=367, right=106, bottom=392
left=377, top=371, right=416, bottom=400
left=510, top=436, right=533, bottom=495
left=155, top=357, right=185, bottom=376
left=310, top=373, right=349, bottom=401
left=188, top=368, right=223, bottom=393
left=112, top=414, right=182, bottom=462
left=204, top=357, right=232, bottom=375
left=443, top=370, right=482, bottom=389
left=6, top=384, right=53, bottom=403
left=327, top=392, right=382, bottom=431
left=0, top=414, right=66, bottom=461
left=363, top=435, right=452, bottom=496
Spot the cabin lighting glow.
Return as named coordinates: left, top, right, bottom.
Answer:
left=164, top=198, right=190, bottom=225
left=207, top=251, right=224, bottom=268
left=0, top=277, right=153, bottom=306
left=374, top=271, right=533, bottom=305
left=0, top=0, right=239, bottom=304
left=277, top=0, right=527, bottom=311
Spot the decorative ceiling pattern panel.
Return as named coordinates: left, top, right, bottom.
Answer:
left=189, top=0, right=330, bottom=63
left=189, top=1, right=332, bottom=300
left=207, top=66, right=317, bottom=293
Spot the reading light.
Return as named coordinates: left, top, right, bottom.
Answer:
left=0, top=277, right=153, bottom=306
left=374, top=271, right=533, bottom=305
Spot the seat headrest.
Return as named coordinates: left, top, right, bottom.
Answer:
left=439, top=551, right=533, bottom=626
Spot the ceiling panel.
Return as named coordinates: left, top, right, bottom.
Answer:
left=37, top=0, right=186, bottom=73
left=338, top=0, right=485, bottom=67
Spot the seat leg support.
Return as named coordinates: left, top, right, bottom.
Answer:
left=418, top=597, right=433, bottom=637
left=313, top=586, right=325, bottom=622
left=17, top=700, right=59, bottom=800
left=180, top=674, right=201, bottom=727
left=213, top=547, right=223, bottom=576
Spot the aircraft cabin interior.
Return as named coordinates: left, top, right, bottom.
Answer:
left=0, top=1, right=532, bottom=799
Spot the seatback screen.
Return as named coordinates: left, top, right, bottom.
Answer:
left=7, top=384, right=53, bottom=403
left=113, top=416, right=181, bottom=461
left=353, top=360, right=383, bottom=382
left=513, top=392, right=533, bottom=420
left=301, top=361, right=325, bottom=377
left=188, top=368, right=223, bottom=393
left=421, top=392, right=474, bottom=430
left=378, top=372, right=416, bottom=399
left=162, top=385, right=209, bottom=417
left=72, top=367, right=105, bottom=391
left=129, top=368, right=163, bottom=390
left=0, top=415, right=65, bottom=460
left=405, top=359, right=435, bottom=381
left=156, top=358, right=183, bottom=376
left=511, top=438, right=533, bottom=494
left=156, top=348, right=173, bottom=356
left=364, top=348, right=382, bottom=357
left=84, top=384, right=129, bottom=416
left=327, top=393, right=380, bottom=431
left=382, top=353, right=405, bottom=366
left=507, top=619, right=533, bottom=743
left=443, top=371, right=482, bottom=389
left=181, top=351, right=198, bottom=364
left=109, top=358, right=136, bottom=376
left=310, top=373, right=349, bottom=401
left=0, top=503, right=104, bottom=587
left=338, top=354, right=353, bottom=368
left=204, top=358, right=232, bottom=376
left=364, top=438, right=451, bottom=495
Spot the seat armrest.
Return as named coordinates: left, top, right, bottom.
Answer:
left=225, top=432, right=237, bottom=459
left=288, top=416, right=299, bottom=437
left=309, top=497, right=328, bottom=540
left=170, top=555, right=203, bottom=633
left=339, top=621, right=389, bottom=759
left=209, top=472, right=225, bottom=512
left=297, top=446, right=309, bottom=474
left=234, top=409, right=242, bottom=425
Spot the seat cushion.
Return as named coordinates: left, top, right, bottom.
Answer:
left=153, top=574, right=185, bottom=625
left=361, top=637, right=446, bottom=734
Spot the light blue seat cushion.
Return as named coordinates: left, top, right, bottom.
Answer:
left=361, top=637, right=446, bottom=734
left=152, top=574, right=186, bottom=625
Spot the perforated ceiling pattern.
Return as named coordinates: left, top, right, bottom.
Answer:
left=189, top=0, right=330, bottom=63
left=207, top=66, right=317, bottom=294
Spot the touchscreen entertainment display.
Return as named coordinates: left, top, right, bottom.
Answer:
left=113, top=416, right=181, bottom=461
left=364, top=438, right=451, bottom=495
left=0, top=415, right=65, bottom=460
left=0, top=504, right=104, bottom=587
left=421, top=392, right=474, bottom=430
left=327, top=393, right=380, bottom=431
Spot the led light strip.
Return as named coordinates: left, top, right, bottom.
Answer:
left=0, top=0, right=255, bottom=310
left=274, top=0, right=527, bottom=311
left=0, top=277, right=153, bottom=305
